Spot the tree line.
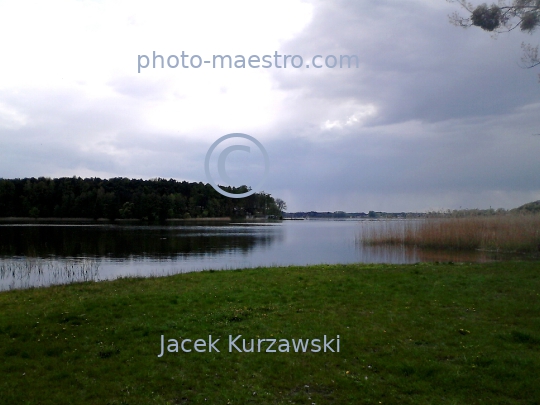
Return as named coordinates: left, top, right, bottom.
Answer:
left=0, top=177, right=285, bottom=221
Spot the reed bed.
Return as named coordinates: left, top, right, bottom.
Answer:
left=361, top=215, right=540, bottom=252
left=0, top=258, right=100, bottom=290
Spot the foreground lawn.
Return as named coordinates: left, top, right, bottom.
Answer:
left=1, top=262, right=539, bottom=404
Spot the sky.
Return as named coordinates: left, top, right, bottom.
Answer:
left=0, top=0, right=539, bottom=212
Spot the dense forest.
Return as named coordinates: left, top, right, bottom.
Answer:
left=0, top=177, right=285, bottom=221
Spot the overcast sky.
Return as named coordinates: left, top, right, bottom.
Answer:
left=0, top=0, right=539, bottom=212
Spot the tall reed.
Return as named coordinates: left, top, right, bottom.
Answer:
left=0, top=258, right=100, bottom=290
left=361, top=215, right=540, bottom=252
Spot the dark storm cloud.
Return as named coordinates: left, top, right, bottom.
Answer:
left=258, top=0, right=540, bottom=211
left=273, top=0, right=539, bottom=125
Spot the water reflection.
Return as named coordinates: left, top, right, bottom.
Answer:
left=0, top=220, right=528, bottom=291
left=357, top=244, right=495, bottom=263
left=0, top=223, right=282, bottom=259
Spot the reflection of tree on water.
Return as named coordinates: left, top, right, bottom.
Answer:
left=0, top=224, right=283, bottom=259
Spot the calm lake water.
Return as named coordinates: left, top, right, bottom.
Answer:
left=0, top=220, right=507, bottom=290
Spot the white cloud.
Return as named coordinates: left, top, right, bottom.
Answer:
left=0, top=103, right=27, bottom=129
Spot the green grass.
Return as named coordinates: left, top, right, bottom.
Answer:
left=1, top=262, right=540, bottom=404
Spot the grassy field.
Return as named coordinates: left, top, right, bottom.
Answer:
left=1, top=262, right=540, bottom=404
left=362, top=215, right=540, bottom=253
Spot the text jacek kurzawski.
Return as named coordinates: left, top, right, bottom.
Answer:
left=157, top=335, right=340, bottom=357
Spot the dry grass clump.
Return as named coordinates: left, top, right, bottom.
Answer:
left=362, top=215, right=540, bottom=253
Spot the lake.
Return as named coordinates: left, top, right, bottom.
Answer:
left=0, top=219, right=504, bottom=290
